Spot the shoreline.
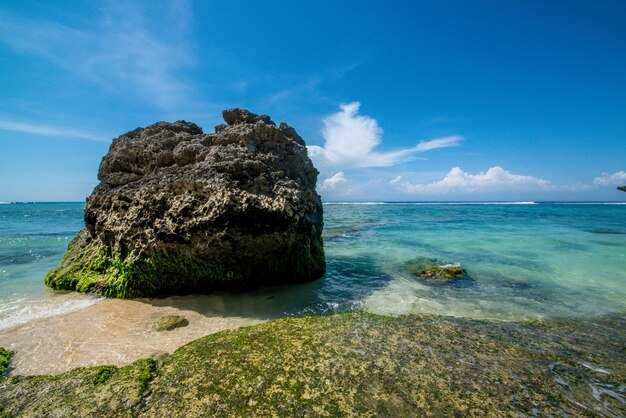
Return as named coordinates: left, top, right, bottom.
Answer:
left=3, top=290, right=625, bottom=377
left=0, top=296, right=263, bottom=375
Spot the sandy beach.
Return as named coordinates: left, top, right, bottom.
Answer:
left=0, top=296, right=263, bottom=375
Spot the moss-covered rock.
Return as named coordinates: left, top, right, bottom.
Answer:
left=46, top=231, right=325, bottom=298
left=1, top=313, right=624, bottom=417
left=0, top=348, right=11, bottom=379
left=406, top=257, right=467, bottom=282
left=153, top=315, right=189, bottom=331
left=0, top=359, right=156, bottom=417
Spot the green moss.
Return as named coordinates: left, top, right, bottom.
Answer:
left=0, top=405, right=7, bottom=418
left=0, top=348, right=12, bottom=379
left=93, top=366, right=117, bottom=385
left=0, top=314, right=624, bottom=416
left=405, top=257, right=466, bottom=281
left=153, top=315, right=189, bottom=331
left=266, top=235, right=326, bottom=282
left=415, top=265, right=465, bottom=280
left=46, top=230, right=326, bottom=298
left=133, top=359, right=157, bottom=392
left=0, top=358, right=157, bottom=417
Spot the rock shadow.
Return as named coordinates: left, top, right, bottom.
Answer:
left=140, top=254, right=395, bottom=322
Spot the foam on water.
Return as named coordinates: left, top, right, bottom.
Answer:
left=0, top=294, right=101, bottom=331
left=0, top=202, right=93, bottom=330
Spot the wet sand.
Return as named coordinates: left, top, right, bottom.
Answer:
left=0, top=297, right=264, bottom=375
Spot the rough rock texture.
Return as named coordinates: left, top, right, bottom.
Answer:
left=1, top=313, right=624, bottom=417
left=152, top=315, right=189, bottom=332
left=45, top=109, right=325, bottom=297
left=406, top=257, right=467, bottom=283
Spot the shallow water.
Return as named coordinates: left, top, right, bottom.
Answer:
left=0, top=201, right=624, bottom=330
left=0, top=203, right=100, bottom=330
left=324, top=202, right=626, bottom=320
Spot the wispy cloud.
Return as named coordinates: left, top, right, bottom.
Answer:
left=308, top=102, right=463, bottom=169
left=0, top=120, right=110, bottom=142
left=561, top=183, right=592, bottom=192
left=414, top=136, right=463, bottom=152
left=0, top=1, right=198, bottom=109
left=263, top=63, right=360, bottom=108
left=389, top=175, right=403, bottom=185
left=393, top=166, right=552, bottom=194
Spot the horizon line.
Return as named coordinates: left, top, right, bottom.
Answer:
left=2, top=200, right=626, bottom=204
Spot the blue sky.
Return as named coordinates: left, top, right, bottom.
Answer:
left=0, top=0, right=624, bottom=202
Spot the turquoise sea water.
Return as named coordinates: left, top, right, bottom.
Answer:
left=0, top=201, right=624, bottom=330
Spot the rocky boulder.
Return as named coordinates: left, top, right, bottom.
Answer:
left=406, top=257, right=467, bottom=283
left=152, top=315, right=189, bottom=332
left=45, top=109, right=325, bottom=297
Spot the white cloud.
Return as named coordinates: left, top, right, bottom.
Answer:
left=562, top=171, right=626, bottom=192
left=0, top=120, right=110, bottom=142
left=308, top=102, right=462, bottom=168
left=593, top=171, right=626, bottom=186
left=0, top=1, right=197, bottom=109
left=395, top=166, right=552, bottom=194
left=321, top=172, right=348, bottom=190
left=414, top=136, right=464, bottom=152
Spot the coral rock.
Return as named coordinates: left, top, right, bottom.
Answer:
left=45, top=109, right=325, bottom=297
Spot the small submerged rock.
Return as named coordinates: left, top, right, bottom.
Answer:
left=406, top=257, right=467, bottom=283
left=153, top=315, right=189, bottom=332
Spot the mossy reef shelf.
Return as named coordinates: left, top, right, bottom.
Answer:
left=1, top=312, right=623, bottom=417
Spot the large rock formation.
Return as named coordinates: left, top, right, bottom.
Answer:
left=45, top=109, right=325, bottom=297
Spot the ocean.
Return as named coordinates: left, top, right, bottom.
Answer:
left=1, top=201, right=624, bottom=331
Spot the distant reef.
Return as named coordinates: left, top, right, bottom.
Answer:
left=45, top=109, right=325, bottom=297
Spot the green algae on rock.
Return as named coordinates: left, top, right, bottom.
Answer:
left=0, top=348, right=11, bottom=379
left=0, top=359, right=156, bottom=417
left=45, top=109, right=325, bottom=298
left=1, top=313, right=624, bottom=417
left=153, top=315, right=189, bottom=332
left=406, top=257, right=467, bottom=282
